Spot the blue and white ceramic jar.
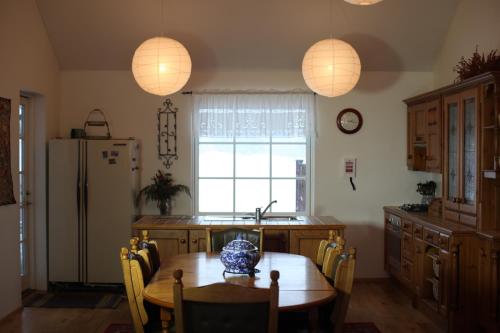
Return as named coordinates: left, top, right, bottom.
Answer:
left=220, top=239, right=261, bottom=276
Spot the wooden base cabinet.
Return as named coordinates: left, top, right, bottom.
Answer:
left=384, top=207, right=477, bottom=333
left=477, top=237, right=500, bottom=332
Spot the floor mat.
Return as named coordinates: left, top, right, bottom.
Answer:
left=23, top=291, right=123, bottom=309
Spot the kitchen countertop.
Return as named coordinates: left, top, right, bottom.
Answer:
left=383, top=206, right=476, bottom=235
left=133, top=215, right=346, bottom=230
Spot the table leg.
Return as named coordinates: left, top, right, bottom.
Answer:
left=308, top=307, right=319, bottom=333
left=160, top=307, right=172, bottom=333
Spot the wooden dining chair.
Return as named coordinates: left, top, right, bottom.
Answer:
left=120, top=248, right=163, bottom=333
left=173, top=268, right=280, bottom=333
left=206, top=227, right=264, bottom=253
left=322, top=236, right=346, bottom=277
left=138, top=230, right=161, bottom=273
left=316, top=230, right=337, bottom=269
left=323, top=247, right=357, bottom=333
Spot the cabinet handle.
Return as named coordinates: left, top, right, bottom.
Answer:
left=480, top=248, right=486, bottom=258
left=453, top=197, right=457, bottom=203
left=180, top=239, right=186, bottom=244
left=456, top=198, right=462, bottom=204
left=191, top=239, right=198, bottom=244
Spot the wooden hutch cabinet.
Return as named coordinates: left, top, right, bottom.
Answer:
left=392, top=72, right=500, bottom=332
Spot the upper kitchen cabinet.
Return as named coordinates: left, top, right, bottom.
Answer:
left=405, top=72, right=500, bottom=231
left=405, top=97, right=442, bottom=173
left=443, top=89, right=479, bottom=226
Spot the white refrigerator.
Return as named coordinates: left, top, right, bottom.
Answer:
left=48, top=139, right=139, bottom=284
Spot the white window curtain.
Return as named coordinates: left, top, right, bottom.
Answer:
left=193, top=93, right=315, bottom=139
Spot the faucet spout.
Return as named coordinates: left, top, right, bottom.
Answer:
left=261, top=200, right=277, bottom=217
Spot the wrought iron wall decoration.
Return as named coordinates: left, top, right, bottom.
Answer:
left=158, top=98, right=178, bottom=168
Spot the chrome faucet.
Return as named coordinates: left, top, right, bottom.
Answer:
left=255, top=200, right=278, bottom=223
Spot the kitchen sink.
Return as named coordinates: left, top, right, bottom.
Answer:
left=202, top=215, right=303, bottom=222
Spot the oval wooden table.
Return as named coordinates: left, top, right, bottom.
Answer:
left=143, top=252, right=336, bottom=333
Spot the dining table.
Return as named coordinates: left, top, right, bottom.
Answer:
left=143, top=251, right=337, bottom=333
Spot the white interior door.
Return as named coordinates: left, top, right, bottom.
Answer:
left=19, top=96, right=33, bottom=291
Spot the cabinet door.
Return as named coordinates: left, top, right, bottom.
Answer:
left=415, top=108, right=427, bottom=144
left=407, top=109, right=415, bottom=169
left=148, top=230, right=189, bottom=259
left=426, top=99, right=442, bottom=172
left=444, top=94, right=461, bottom=213
left=263, top=230, right=289, bottom=253
left=290, top=230, right=332, bottom=262
left=188, top=229, right=207, bottom=253
left=413, top=239, right=425, bottom=299
left=459, top=88, right=479, bottom=218
left=438, top=250, right=450, bottom=316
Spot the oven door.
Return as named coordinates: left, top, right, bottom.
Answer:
left=386, top=226, right=402, bottom=273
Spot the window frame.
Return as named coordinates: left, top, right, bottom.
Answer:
left=194, top=133, right=312, bottom=216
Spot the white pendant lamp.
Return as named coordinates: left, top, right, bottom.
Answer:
left=302, top=38, right=361, bottom=98
left=344, top=0, right=383, bottom=5
left=132, top=37, right=192, bottom=96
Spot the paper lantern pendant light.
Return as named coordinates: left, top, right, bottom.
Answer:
left=132, top=37, right=192, bottom=96
left=344, top=0, right=384, bottom=5
left=302, top=38, right=361, bottom=98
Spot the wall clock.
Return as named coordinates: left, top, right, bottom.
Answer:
left=337, top=108, right=363, bottom=134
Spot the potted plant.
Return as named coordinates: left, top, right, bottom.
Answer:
left=136, top=170, right=191, bottom=215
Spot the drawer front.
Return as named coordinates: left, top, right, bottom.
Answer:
left=402, top=232, right=414, bottom=261
left=444, top=209, right=460, bottom=223
left=414, top=224, right=423, bottom=240
left=438, top=234, right=450, bottom=251
left=402, top=219, right=412, bottom=234
left=459, top=213, right=476, bottom=227
left=423, top=228, right=439, bottom=245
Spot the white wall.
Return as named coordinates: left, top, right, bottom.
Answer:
left=434, top=0, right=500, bottom=87
left=60, top=70, right=435, bottom=278
left=0, top=0, right=60, bottom=319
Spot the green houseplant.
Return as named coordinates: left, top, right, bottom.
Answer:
left=136, top=170, right=191, bottom=215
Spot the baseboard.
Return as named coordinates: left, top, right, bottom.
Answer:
left=354, top=277, right=391, bottom=283
left=0, top=306, right=22, bottom=325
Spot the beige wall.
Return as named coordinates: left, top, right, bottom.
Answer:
left=434, top=0, right=500, bottom=87
left=60, top=70, right=436, bottom=278
left=0, top=0, right=60, bottom=319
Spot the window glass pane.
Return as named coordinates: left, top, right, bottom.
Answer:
left=199, top=137, right=233, bottom=143
left=272, top=179, right=306, bottom=212
left=235, top=136, right=270, bottom=143
left=235, top=179, right=270, bottom=212
left=272, top=136, right=306, bottom=143
left=199, top=144, right=233, bottom=177
left=235, top=144, right=270, bottom=177
left=198, top=179, right=233, bottom=212
left=272, top=144, right=306, bottom=177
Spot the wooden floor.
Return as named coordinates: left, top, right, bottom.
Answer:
left=0, top=280, right=444, bottom=333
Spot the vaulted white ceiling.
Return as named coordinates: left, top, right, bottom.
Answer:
left=36, top=0, right=460, bottom=71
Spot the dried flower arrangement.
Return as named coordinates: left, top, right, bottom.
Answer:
left=454, top=47, right=500, bottom=82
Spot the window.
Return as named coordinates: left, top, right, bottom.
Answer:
left=194, top=94, right=314, bottom=215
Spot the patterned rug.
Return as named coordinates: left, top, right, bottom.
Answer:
left=23, top=291, right=122, bottom=309
left=103, top=322, right=381, bottom=333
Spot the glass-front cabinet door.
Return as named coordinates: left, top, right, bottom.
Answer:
left=460, top=89, right=478, bottom=217
left=444, top=94, right=460, bottom=214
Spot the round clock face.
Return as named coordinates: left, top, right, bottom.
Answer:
left=337, top=108, right=363, bottom=134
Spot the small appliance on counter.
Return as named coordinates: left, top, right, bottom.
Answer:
left=417, top=181, right=437, bottom=205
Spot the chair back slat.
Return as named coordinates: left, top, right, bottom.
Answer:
left=120, top=248, right=148, bottom=333
left=330, top=247, right=357, bottom=333
left=322, top=236, right=345, bottom=277
left=173, top=269, right=279, bottom=333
